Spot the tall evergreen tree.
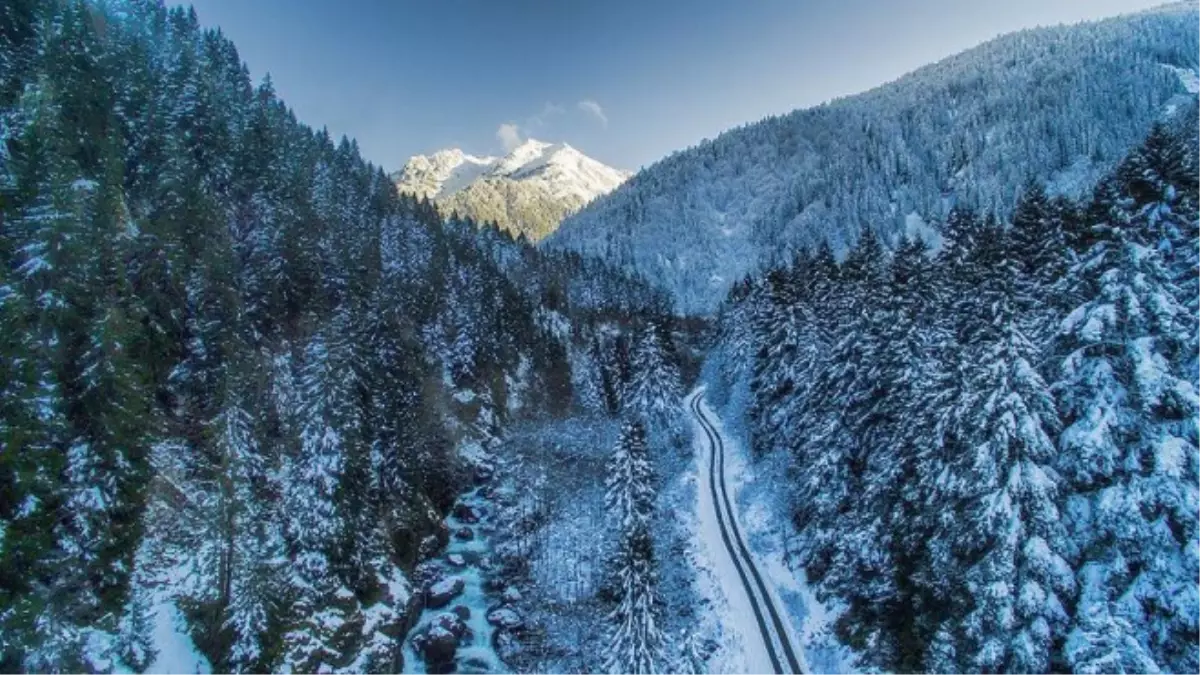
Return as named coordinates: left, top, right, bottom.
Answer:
left=1056, top=162, right=1199, bottom=674
left=625, top=323, right=683, bottom=428
left=603, top=421, right=662, bottom=675
left=927, top=224, right=1074, bottom=673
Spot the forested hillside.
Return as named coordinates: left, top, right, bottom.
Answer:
left=548, top=2, right=1200, bottom=313
left=3, top=1, right=1197, bottom=674
left=0, top=1, right=677, bottom=672
left=703, top=117, right=1200, bottom=673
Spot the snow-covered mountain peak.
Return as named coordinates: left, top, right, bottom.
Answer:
left=393, top=138, right=632, bottom=241
left=396, top=148, right=496, bottom=199
left=493, top=138, right=556, bottom=174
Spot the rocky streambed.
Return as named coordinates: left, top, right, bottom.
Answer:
left=402, top=465, right=525, bottom=674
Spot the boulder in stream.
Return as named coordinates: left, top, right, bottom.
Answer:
left=452, top=503, right=484, bottom=523
left=426, top=576, right=465, bottom=609
left=473, top=464, right=494, bottom=484
left=486, top=606, right=524, bottom=630
left=420, top=611, right=468, bottom=669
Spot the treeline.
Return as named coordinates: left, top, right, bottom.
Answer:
left=0, top=0, right=667, bottom=672
left=465, top=216, right=675, bottom=322
left=709, top=119, right=1199, bottom=673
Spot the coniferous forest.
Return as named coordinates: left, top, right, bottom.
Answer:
left=0, top=1, right=683, bottom=672
left=705, top=117, right=1200, bottom=674
left=1, top=1, right=1198, bottom=674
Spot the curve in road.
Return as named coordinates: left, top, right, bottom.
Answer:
left=691, top=391, right=804, bottom=675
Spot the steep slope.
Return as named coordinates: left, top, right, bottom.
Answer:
left=700, top=117, right=1199, bottom=674
left=394, top=139, right=630, bottom=241
left=0, top=2, right=669, bottom=672
left=546, top=2, right=1200, bottom=314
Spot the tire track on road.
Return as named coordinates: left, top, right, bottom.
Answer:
left=692, top=392, right=803, bottom=674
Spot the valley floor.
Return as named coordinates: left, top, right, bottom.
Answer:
left=685, top=388, right=853, bottom=675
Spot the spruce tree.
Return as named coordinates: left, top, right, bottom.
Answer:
left=1010, top=180, right=1071, bottom=346
left=603, top=421, right=662, bottom=675
left=625, top=322, right=683, bottom=428
left=1056, top=164, right=1198, bottom=674
left=793, top=230, right=888, bottom=585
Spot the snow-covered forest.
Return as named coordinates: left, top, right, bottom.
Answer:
left=549, top=2, right=1200, bottom=314
left=2, top=0, right=1198, bottom=674
left=0, top=1, right=685, bottom=672
left=704, top=117, right=1200, bottom=673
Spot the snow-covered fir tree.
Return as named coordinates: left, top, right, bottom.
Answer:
left=1056, top=149, right=1199, bottom=674
left=929, top=226, right=1074, bottom=673
left=603, top=421, right=663, bottom=675
left=625, top=323, right=683, bottom=428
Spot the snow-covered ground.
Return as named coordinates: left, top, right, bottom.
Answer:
left=686, top=388, right=855, bottom=674
left=684, top=389, right=777, bottom=674
left=104, top=595, right=212, bottom=675
left=139, top=601, right=213, bottom=675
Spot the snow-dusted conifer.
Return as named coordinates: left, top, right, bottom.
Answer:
left=603, top=421, right=662, bottom=674
left=570, top=338, right=607, bottom=413
left=625, top=323, right=683, bottom=427
left=932, top=226, right=1074, bottom=673
left=281, top=326, right=353, bottom=672
left=1056, top=160, right=1199, bottom=674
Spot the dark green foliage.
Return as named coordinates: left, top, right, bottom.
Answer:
left=0, top=0, right=666, bottom=670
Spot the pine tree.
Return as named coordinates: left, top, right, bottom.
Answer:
left=1010, top=179, right=1071, bottom=346
left=1056, top=166, right=1199, bottom=674
left=222, top=373, right=286, bottom=674
left=850, top=237, right=945, bottom=671
left=603, top=421, right=662, bottom=674
left=748, top=261, right=819, bottom=460
left=625, top=323, right=683, bottom=428
left=930, top=225, right=1074, bottom=673
left=281, top=326, right=353, bottom=673
left=1116, top=122, right=1199, bottom=273
left=793, top=231, right=888, bottom=588
left=570, top=335, right=607, bottom=414
left=931, top=314, right=1075, bottom=667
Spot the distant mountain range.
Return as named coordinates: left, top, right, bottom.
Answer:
left=393, top=139, right=630, bottom=241
left=545, top=1, right=1200, bottom=314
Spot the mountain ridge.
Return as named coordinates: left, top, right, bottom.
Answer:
left=545, top=1, right=1200, bottom=314
left=393, top=139, right=630, bottom=241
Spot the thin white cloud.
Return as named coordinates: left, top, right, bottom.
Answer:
left=578, top=99, right=608, bottom=127
left=528, top=102, right=565, bottom=128
left=496, top=122, right=522, bottom=151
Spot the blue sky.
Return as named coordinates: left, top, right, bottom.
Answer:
left=182, top=0, right=1166, bottom=172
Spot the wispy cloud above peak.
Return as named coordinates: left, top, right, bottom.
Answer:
left=493, top=99, right=609, bottom=154
left=529, top=102, right=565, bottom=128
left=496, top=122, right=522, bottom=151
left=578, top=99, right=608, bottom=127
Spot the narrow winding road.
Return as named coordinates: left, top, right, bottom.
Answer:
left=688, top=390, right=804, bottom=675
